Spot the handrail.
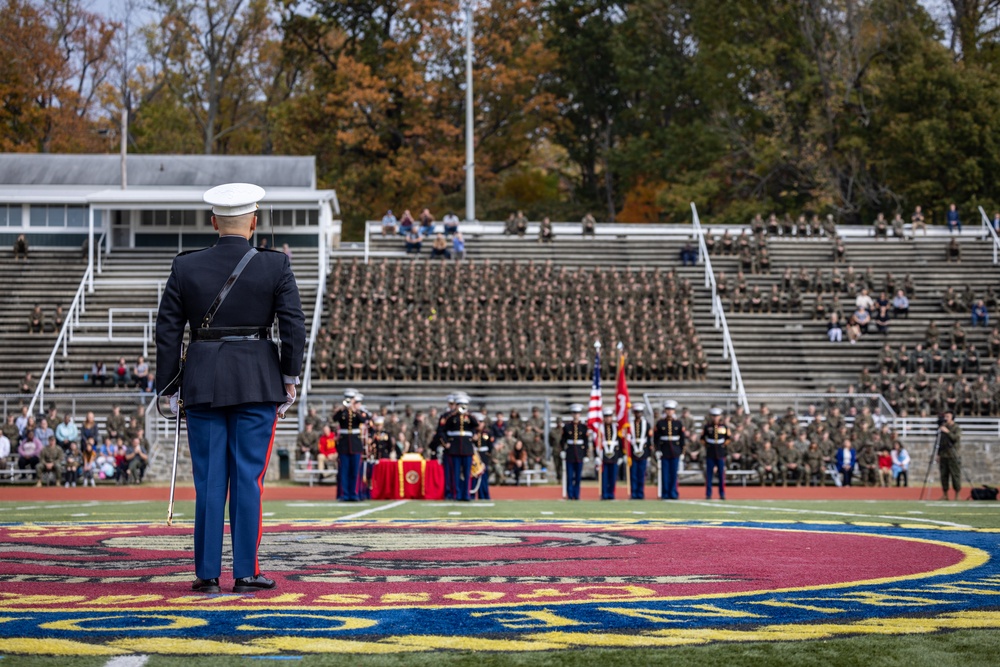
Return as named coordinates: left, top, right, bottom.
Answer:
left=28, top=263, right=93, bottom=415
left=299, top=201, right=333, bottom=428
left=690, top=202, right=750, bottom=413
left=95, top=230, right=107, bottom=274
left=978, top=206, right=999, bottom=264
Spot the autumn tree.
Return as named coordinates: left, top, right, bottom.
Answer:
left=0, top=0, right=116, bottom=152
left=146, top=0, right=277, bottom=154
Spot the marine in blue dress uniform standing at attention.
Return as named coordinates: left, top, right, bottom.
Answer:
left=155, top=183, right=305, bottom=594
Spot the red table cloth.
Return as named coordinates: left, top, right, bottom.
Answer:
left=370, top=458, right=445, bottom=500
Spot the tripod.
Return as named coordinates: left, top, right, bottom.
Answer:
left=918, top=430, right=940, bottom=501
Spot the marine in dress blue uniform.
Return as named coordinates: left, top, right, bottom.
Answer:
left=155, top=183, right=305, bottom=594
left=599, top=408, right=620, bottom=500
left=443, top=395, right=478, bottom=501
left=702, top=407, right=730, bottom=500
left=332, top=389, right=369, bottom=501
left=629, top=405, right=651, bottom=499
left=437, top=394, right=457, bottom=499
left=560, top=404, right=587, bottom=500
left=473, top=415, right=493, bottom=500
left=654, top=400, right=685, bottom=500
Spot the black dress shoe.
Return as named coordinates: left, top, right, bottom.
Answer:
left=233, top=574, right=276, bottom=593
left=192, top=578, right=220, bottom=593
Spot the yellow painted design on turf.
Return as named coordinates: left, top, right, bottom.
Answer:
left=40, top=614, right=207, bottom=632
left=383, top=635, right=569, bottom=651
left=0, top=638, right=127, bottom=656
left=236, top=613, right=377, bottom=632
left=251, top=636, right=428, bottom=653
left=110, top=637, right=276, bottom=655
left=599, top=604, right=765, bottom=623
left=469, top=609, right=593, bottom=629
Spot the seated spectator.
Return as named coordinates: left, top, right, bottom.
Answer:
left=125, top=437, right=147, bottom=483
left=946, top=237, right=961, bottom=262
left=877, top=447, right=893, bottom=487
left=257, top=237, right=269, bottom=250
left=679, top=239, right=697, bottom=266
left=874, top=305, right=891, bottom=336
left=96, top=437, right=117, bottom=480
left=845, top=314, right=862, bottom=344
left=63, top=442, right=81, bottom=487
left=50, top=305, right=65, bottom=334
left=381, top=210, right=398, bottom=236
left=418, top=208, right=435, bottom=236
left=91, top=361, right=110, bottom=387
left=514, top=211, right=528, bottom=236
left=507, top=439, right=528, bottom=485
left=442, top=212, right=460, bottom=236
left=55, top=414, right=79, bottom=450
left=35, top=418, right=53, bottom=445
left=892, top=289, right=909, bottom=319
left=404, top=228, right=423, bottom=254
left=452, top=231, right=466, bottom=261
left=317, top=424, right=337, bottom=478
left=852, top=306, right=871, bottom=333
left=891, top=213, right=906, bottom=239
left=114, top=442, right=129, bottom=483
left=17, top=429, right=41, bottom=475
left=855, top=288, right=874, bottom=312
left=18, top=372, right=34, bottom=394
left=873, top=213, right=888, bottom=238
left=836, top=440, right=856, bottom=486
left=504, top=212, right=517, bottom=235
left=993, top=212, right=1000, bottom=234
left=538, top=217, right=554, bottom=243
left=133, top=356, right=152, bottom=391
left=582, top=213, right=596, bottom=235
left=971, top=299, right=989, bottom=327
left=398, top=209, right=415, bottom=235
left=282, top=243, right=292, bottom=262
left=892, top=442, right=910, bottom=487
left=27, top=305, right=44, bottom=335
left=80, top=412, right=99, bottom=445
left=114, top=357, right=131, bottom=387
left=430, top=233, right=451, bottom=259
left=946, top=202, right=961, bottom=233
left=80, top=441, right=97, bottom=486
left=911, top=205, right=926, bottom=235
left=36, top=436, right=63, bottom=487
left=13, top=234, right=28, bottom=261
left=0, top=428, right=8, bottom=464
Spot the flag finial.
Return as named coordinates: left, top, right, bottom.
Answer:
left=594, top=340, right=601, bottom=350
left=617, top=341, right=624, bottom=352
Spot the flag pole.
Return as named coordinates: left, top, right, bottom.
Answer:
left=618, top=342, right=632, bottom=500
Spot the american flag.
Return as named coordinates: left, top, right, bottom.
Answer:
left=587, top=347, right=603, bottom=450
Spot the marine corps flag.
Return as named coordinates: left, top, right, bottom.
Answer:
left=615, top=353, right=633, bottom=466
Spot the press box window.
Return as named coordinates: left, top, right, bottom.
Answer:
left=140, top=210, right=198, bottom=226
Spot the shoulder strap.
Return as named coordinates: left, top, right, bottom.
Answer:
left=201, top=248, right=258, bottom=328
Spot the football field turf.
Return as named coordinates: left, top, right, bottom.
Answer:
left=1, top=492, right=999, bottom=666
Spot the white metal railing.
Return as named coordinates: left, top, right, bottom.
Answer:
left=895, top=416, right=1000, bottom=439
left=297, top=202, right=333, bottom=428
left=69, top=308, right=157, bottom=357
left=28, top=264, right=93, bottom=415
left=978, top=206, right=999, bottom=264
left=690, top=203, right=750, bottom=413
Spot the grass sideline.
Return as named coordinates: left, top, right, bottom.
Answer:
left=0, top=497, right=998, bottom=666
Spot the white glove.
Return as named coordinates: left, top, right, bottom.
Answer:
left=560, top=451, right=566, bottom=460
left=617, top=457, right=624, bottom=466
left=169, top=393, right=179, bottom=416
left=655, top=450, right=663, bottom=461
left=278, top=384, right=296, bottom=418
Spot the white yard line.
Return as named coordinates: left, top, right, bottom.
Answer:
left=104, top=656, right=149, bottom=667
left=679, top=500, right=973, bottom=529
left=337, top=499, right=408, bottom=521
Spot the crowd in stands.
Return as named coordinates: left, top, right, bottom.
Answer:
left=2, top=403, right=149, bottom=485
left=857, top=325, right=1000, bottom=417
left=315, top=258, right=707, bottom=383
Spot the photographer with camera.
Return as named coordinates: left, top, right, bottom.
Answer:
left=937, top=410, right=962, bottom=500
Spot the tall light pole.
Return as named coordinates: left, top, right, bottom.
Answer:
left=462, top=0, right=476, bottom=222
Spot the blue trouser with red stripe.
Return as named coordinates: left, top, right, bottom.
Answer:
left=185, top=402, right=277, bottom=580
